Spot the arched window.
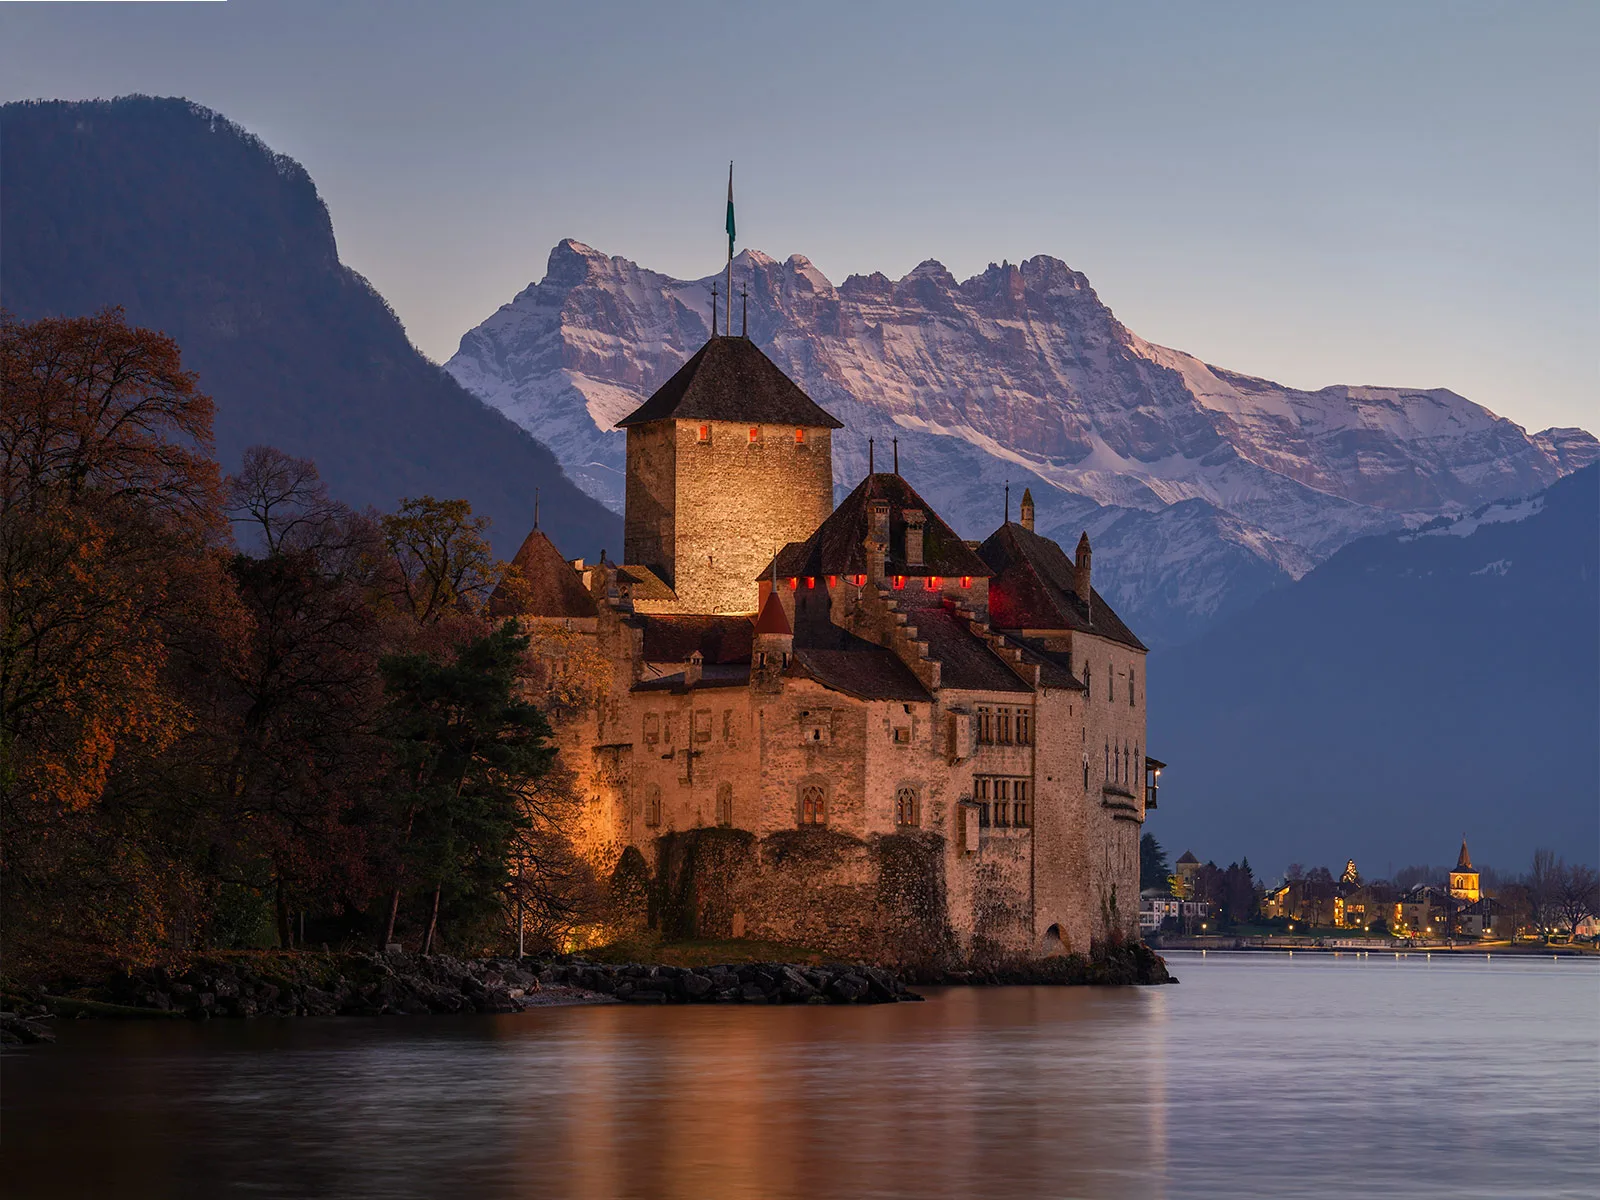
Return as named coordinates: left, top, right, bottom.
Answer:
left=895, top=786, right=920, bottom=828
left=716, top=781, right=733, bottom=828
left=644, top=783, right=662, bottom=828
left=799, top=783, right=827, bottom=826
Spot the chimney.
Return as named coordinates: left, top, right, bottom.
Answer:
left=684, top=649, right=703, bottom=688
left=903, top=508, right=925, bottom=566
left=868, top=499, right=891, bottom=578
left=1019, top=488, right=1035, bottom=532
left=1074, top=531, right=1093, bottom=620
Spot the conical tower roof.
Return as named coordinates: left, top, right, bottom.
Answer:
left=489, top=526, right=598, bottom=619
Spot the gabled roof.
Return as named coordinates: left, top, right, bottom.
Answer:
left=978, top=522, right=1146, bottom=652
left=615, top=336, right=843, bottom=430
left=793, top=642, right=932, bottom=703
left=759, top=473, right=992, bottom=581
left=638, top=614, right=753, bottom=665
left=616, top=564, right=676, bottom=603
left=898, top=600, right=1032, bottom=693
left=1003, top=634, right=1089, bottom=691
left=488, top=527, right=598, bottom=619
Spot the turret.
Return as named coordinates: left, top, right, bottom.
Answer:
left=1019, top=488, right=1035, bottom=532
left=1074, top=531, right=1093, bottom=619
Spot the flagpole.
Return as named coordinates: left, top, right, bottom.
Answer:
left=725, top=161, right=734, bottom=335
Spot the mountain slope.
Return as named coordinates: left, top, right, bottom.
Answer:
left=1146, top=465, right=1599, bottom=876
left=0, top=97, right=619, bottom=559
left=447, top=240, right=1593, bottom=645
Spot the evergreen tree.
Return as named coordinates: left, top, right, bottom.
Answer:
left=1140, top=833, right=1172, bottom=894
left=379, top=621, right=554, bottom=952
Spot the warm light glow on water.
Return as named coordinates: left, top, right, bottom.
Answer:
left=3, top=953, right=1596, bottom=1198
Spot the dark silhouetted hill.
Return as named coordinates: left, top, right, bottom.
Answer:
left=0, top=96, right=618, bottom=558
left=1148, top=465, right=1599, bottom=877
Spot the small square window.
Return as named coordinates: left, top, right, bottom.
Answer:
left=892, top=726, right=911, bottom=745
left=697, top=424, right=711, bottom=443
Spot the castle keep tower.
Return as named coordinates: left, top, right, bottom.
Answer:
left=618, top=336, right=841, bottom=613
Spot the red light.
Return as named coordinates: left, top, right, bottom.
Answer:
left=749, top=427, right=760, bottom=443
left=961, top=576, right=972, bottom=588
left=788, top=576, right=798, bottom=590
left=854, top=574, right=866, bottom=586
left=925, top=576, right=941, bottom=590
left=827, top=575, right=837, bottom=588
left=805, top=576, right=815, bottom=589
left=794, top=428, right=805, bottom=444
left=893, top=576, right=905, bottom=589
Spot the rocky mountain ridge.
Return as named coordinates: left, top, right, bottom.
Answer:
left=447, top=239, right=1594, bottom=645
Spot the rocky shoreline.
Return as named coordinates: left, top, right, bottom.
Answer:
left=2, top=942, right=1173, bottom=1044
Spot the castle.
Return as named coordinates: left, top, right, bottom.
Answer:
left=501, top=335, right=1156, bottom=964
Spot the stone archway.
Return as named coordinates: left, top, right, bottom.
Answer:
left=1041, top=923, right=1065, bottom=955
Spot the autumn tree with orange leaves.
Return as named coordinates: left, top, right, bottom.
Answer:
left=0, top=309, right=237, bottom=967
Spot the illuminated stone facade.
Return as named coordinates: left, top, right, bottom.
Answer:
left=511, top=337, right=1152, bottom=965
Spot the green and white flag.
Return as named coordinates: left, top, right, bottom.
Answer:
left=725, top=162, right=736, bottom=260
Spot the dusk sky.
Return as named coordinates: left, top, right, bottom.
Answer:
left=2, top=0, right=1594, bottom=434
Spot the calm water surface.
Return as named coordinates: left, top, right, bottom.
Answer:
left=3, top=952, right=1598, bottom=1199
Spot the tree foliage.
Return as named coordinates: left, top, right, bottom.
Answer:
left=0, top=311, right=582, bottom=977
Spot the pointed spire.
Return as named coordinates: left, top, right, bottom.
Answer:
left=1456, top=836, right=1473, bottom=872
left=1019, top=486, right=1035, bottom=532
left=754, top=587, right=792, bottom=635
left=892, top=436, right=899, bottom=475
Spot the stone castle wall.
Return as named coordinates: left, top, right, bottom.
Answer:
left=625, top=419, right=834, bottom=613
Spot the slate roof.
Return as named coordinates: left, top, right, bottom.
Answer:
left=760, top=473, right=993, bottom=581
left=1456, top=838, right=1474, bottom=872
left=793, top=643, right=932, bottom=703
left=616, top=564, right=676, bottom=603
left=638, top=614, right=753, bottom=665
left=488, top=527, right=598, bottom=619
left=1176, top=850, right=1199, bottom=865
left=616, top=336, right=843, bottom=430
left=978, top=522, right=1146, bottom=652
left=1003, top=634, right=1088, bottom=691
left=899, top=600, right=1032, bottom=693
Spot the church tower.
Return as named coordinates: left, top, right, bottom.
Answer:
left=618, top=336, right=841, bottom=613
left=1449, top=836, right=1480, bottom=902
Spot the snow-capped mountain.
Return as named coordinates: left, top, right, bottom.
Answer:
left=446, top=239, right=1594, bottom=646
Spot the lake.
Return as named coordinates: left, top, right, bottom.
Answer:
left=3, top=952, right=1597, bottom=1198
